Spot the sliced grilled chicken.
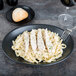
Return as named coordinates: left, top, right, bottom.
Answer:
left=37, top=29, right=45, bottom=51
left=30, top=30, right=37, bottom=52
left=24, top=31, right=29, bottom=52
left=43, top=29, right=53, bottom=52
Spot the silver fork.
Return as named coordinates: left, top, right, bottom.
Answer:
left=61, top=26, right=76, bottom=41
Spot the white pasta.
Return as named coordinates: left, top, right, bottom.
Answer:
left=12, top=28, right=66, bottom=64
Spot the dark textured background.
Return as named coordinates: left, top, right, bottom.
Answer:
left=0, top=0, right=76, bottom=76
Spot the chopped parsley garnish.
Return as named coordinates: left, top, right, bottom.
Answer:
left=49, top=46, right=52, bottom=49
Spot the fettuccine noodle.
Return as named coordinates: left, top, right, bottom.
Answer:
left=12, top=28, right=66, bottom=63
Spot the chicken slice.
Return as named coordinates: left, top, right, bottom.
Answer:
left=24, top=31, right=29, bottom=52
left=37, top=29, right=45, bottom=51
left=43, top=29, right=53, bottom=52
left=30, top=30, right=37, bottom=52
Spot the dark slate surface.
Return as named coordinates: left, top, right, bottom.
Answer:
left=0, top=0, right=76, bottom=76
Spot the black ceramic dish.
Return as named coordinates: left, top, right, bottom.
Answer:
left=6, top=5, right=35, bottom=24
left=61, top=0, right=75, bottom=7
left=2, top=24, right=74, bottom=66
left=0, top=0, right=4, bottom=10
left=6, top=0, right=18, bottom=6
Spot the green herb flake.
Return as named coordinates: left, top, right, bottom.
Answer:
left=49, top=46, right=52, bottom=49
